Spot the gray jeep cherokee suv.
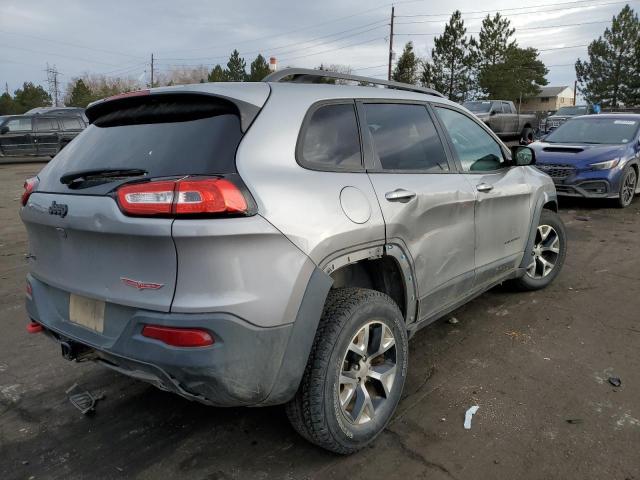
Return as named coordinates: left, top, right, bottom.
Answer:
left=20, top=69, right=566, bottom=454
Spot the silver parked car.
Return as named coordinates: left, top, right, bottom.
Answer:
left=20, top=69, right=566, bottom=454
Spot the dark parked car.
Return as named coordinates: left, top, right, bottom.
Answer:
left=532, top=114, right=640, bottom=207
left=541, top=105, right=595, bottom=134
left=0, top=113, right=86, bottom=158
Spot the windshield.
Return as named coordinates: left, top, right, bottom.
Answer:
left=555, top=106, right=589, bottom=116
left=463, top=101, right=492, bottom=113
left=545, top=117, right=640, bottom=144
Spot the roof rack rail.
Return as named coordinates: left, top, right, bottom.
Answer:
left=262, top=68, right=445, bottom=98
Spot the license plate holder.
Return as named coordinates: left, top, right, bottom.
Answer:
left=69, top=294, right=105, bottom=333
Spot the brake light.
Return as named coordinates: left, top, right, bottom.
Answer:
left=142, top=325, right=214, bottom=347
left=22, top=177, right=38, bottom=206
left=117, top=178, right=248, bottom=216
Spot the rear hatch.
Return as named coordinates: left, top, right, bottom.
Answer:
left=21, top=87, right=268, bottom=313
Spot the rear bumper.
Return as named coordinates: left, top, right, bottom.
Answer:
left=26, top=269, right=332, bottom=407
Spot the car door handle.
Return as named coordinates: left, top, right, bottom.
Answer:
left=476, top=183, right=494, bottom=193
left=385, top=189, right=416, bottom=203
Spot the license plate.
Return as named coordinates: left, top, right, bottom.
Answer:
left=69, top=294, right=105, bottom=333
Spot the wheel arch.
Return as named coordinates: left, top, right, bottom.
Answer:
left=519, top=190, right=558, bottom=269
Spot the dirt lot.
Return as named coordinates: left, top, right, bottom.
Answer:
left=1, top=162, right=639, bottom=480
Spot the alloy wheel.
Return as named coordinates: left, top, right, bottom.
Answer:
left=338, top=321, right=397, bottom=425
left=526, top=224, right=560, bottom=279
left=621, top=169, right=637, bottom=206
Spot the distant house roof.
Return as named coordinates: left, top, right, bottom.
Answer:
left=534, top=86, right=571, bottom=97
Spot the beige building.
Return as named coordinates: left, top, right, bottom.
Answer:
left=520, top=85, right=575, bottom=112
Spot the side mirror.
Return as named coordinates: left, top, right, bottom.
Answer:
left=0, top=126, right=8, bottom=135
left=490, top=110, right=497, bottom=116
left=511, top=146, right=536, bottom=166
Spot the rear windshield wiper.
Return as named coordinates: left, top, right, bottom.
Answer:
left=60, top=168, right=147, bottom=185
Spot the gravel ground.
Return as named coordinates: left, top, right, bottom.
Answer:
left=1, top=162, right=639, bottom=480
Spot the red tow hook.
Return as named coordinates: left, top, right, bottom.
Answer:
left=27, top=320, right=43, bottom=334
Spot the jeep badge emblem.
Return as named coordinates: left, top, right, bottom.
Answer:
left=48, top=201, right=68, bottom=218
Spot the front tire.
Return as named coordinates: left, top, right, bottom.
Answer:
left=286, top=288, right=408, bottom=454
left=511, top=209, right=566, bottom=291
left=617, top=165, right=637, bottom=208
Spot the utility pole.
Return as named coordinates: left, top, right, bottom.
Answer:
left=150, top=53, right=155, bottom=88
left=573, top=80, right=577, bottom=106
left=4, top=82, right=8, bottom=95
left=45, top=64, right=61, bottom=106
left=388, top=6, right=395, bottom=81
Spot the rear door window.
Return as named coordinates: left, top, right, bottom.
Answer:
left=37, top=96, right=245, bottom=194
left=35, top=118, right=59, bottom=131
left=363, top=103, right=449, bottom=172
left=61, top=117, right=83, bottom=130
left=298, top=103, right=362, bottom=171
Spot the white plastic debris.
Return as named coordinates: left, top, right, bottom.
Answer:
left=464, top=405, right=480, bottom=430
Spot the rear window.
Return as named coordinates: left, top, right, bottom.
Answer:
left=38, top=96, right=243, bottom=193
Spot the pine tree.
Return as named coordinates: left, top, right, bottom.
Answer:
left=393, top=42, right=419, bottom=84
left=248, top=54, right=271, bottom=82
left=13, top=82, right=51, bottom=113
left=226, top=50, right=247, bottom=82
left=575, top=5, right=640, bottom=107
left=0, top=92, right=16, bottom=115
left=208, top=64, right=228, bottom=82
left=473, top=13, right=516, bottom=67
left=420, top=11, right=474, bottom=101
left=66, top=79, right=95, bottom=107
left=479, top=46, right=548, bottom=101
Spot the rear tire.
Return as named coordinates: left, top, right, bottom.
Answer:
left=617, top=165, right=637, bottom=208
left=286, top=288, right=408, bottom=454
left=511, top=209, right=566, bottom=291
left=520, top=127, right=534, bottom=144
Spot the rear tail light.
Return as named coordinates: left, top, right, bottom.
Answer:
left=22, top=177, right=38, bottom=206
left=142, top=325, right=214, bottom=347
left=117, top=177, right=249, bottom=217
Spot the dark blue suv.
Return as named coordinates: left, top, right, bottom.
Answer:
left=531, top=114, right=640, bottom=207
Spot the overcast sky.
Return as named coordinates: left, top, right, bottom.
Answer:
left=0, top=0, right=633, bottom=96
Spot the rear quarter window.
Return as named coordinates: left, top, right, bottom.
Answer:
left=298, top=103, right=362, bottom=171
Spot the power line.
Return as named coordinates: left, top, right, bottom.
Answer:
left=395, top=19, right=612, bottom=35
left=157, top=19, right=388, bottom=62
left=157, top=0, right=423, bottom=55
left=278, top=36, right=387, bottom=63
left=394, top=0, right=636, bottom=18
left=0, top=43, right=126, bottom=67
left=0, top=29, right=144, bottom=60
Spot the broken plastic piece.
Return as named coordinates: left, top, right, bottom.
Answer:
left=608, top=377, right=622, bottom=387
left=464, top=405, right=479, bottom=430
